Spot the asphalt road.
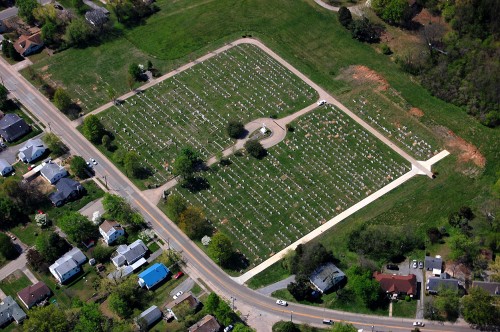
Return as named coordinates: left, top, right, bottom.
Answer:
left=0, top=57, right=475, bottom=332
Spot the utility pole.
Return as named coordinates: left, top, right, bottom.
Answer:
left=102, top=175, right=108, bottom=189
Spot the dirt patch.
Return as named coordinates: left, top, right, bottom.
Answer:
left=434, top=126, right=486, bottom=168
left=409, top=107, right=424, bottom=117
left=39, top=65, right=49, bottom=72
left=337, top=65, right=389, bottom=91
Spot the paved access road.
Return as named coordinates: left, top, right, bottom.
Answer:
left=0, top=51, right=473, bottom=332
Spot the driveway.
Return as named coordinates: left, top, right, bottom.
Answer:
left=255, top=275, right=296, bottom=296
left=395, top=259, right=424, bottom=319
left=78, top=197, right=104, bottom=220
left=170, top=277, right=195, bottom=297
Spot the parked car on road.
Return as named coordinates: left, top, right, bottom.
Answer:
left=412, top=260, right=418, bottom=269
left=413, top=321, right=425, bottom=327
left=276, top=299, right=287, bottom=306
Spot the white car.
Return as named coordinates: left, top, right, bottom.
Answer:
left=317, top=100, right=327, bottom=106
left=412, top=260, right=418, bottom=269
left=276, top=299, right=288, bottom=306
left=91, top=158, right=98, bottom=165
left=173, top=291, right=183, bottom=300
left=413, top=321, right=425, bottom=327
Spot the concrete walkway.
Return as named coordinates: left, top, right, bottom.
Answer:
left=21, top=266, right=38, bottom=284
left=256, top=275, right=296, bottom=296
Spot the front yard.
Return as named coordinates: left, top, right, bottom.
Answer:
left=392, top=299, right=417, bottom=318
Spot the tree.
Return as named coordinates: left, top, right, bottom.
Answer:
left=26, top=248, right=48, bottom=272
left=172, top=147, right=201, bottom=179
left=7, top=41, right=22, bottom=61
left=426, top=227, right=442, bottom=244
left=204, top=293, right=220, bottom=314
left=44, top=132, right=68, bottom=157
left=165, top=194, right=187, bottom=222
left=371, top=0, right=411, bottom=26
left=287, top=275, right=311, bottom=301
left=102, top=193, right=145, bottom=229
left=488, top=256, right=500, bottom=282
left=0, top=83, right=8, bottom=109
left=53, top=88, right=72, bottom=112
left=108, top=277, right=144, bottom=318
left=461, top=287, right=499, bottom=327
left=58, top=212, right=98, bottom=245
left=70, top=155, right=89, bottom=178
left=0, top=194, right=21, bottom=226
left=35, top=232, right=70, bottom=262
left=0, top=233, right=18, bottom=260
left=73, top=302, right=105, bottom=332
left=17, top=0, right=39, bottom=23
left=72, top=0, right=85, bottom=14
left=244, top=140, right=266, bottom=158
left=101, top=134, right=112, bottom=150
left=350, top=18, right=381, bottom=43
left=64, top=18, right=95, bottom=47
left=82, top=114, right=106, bottom=144
left=208, top=232, right=233, bottom=265
left=338, top=6, right=353, bottom=28
left=2, top=41, right=9, bottom=58
left=23, top=305, right=69, bottom=332
left=293, top=242, right=334, bottom=276
left=331, top=322, right=357, bottom=332
left=92, top=244, right=114, bottom=263
left=274, top=321, right=300, bottom=332
left=433, top=287, right=460, bottom=321
left=2, top=178, right=48, bottom=214
left=347, top=266, right=382, bottom=307
left=226, top=120, right=245, bottom=139
left=214, top=298, right=235, bottom=327
left=178, top=206, right=211, bottom=240
left=128, top=63, right=142, bottom=81
left=232, top=323, right=254, bottom=332
left=124, top=151, right=142, bottom=178
left=448, top=234, right=479, bottom=266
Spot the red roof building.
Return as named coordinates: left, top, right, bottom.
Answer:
left=13, top=32, right=44, bottom=57
left=373, top=272, right=417, bottom=297
left=17, top=281, right=51, bottom=309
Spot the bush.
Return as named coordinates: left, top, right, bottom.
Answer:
left=226, top=120, right=246, bottom=139
left=244, top=140, right=266, bottom=159
left=338, top=6, right=353, bottom=28
left=381, top=44, right=392, bottom=55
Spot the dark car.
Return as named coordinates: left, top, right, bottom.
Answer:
left=386, top=264, right=399, bottom=270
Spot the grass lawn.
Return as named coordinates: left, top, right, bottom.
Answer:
left=392, top=299, right=417, bottom=318
left=9, top=222, right=43, bottom=247
left=0, top=270, right=32, bottom=298
left=169, top=106, right=409, bottom=268
left=190, top=283, right=203, bottom=296
left=148, top=241, right=161, bottom=253
left=246, top=261, right=290, bottom=289
left=273, top=321, right=329, bottom=332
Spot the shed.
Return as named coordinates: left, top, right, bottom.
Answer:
left=136, top=305, right=162, bottom=329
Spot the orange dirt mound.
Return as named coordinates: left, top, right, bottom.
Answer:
left=409, top=107, right=424, bottom=117
left=346, top=65, right=390, bottom=91
left=438, top=128, right=486, bottom=168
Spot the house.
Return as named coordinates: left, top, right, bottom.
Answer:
left=99, top=220, right=125, bottom=245
left=13, top=32, right=44, bottom=57
left=49, top=178, right=85, bottom=207
left=85, top=9, right=108, bottom=27
left=0, top=296, right=27, bottom=326
left=427, top=273, right=459, bottom=294
left=0, top=159, right=13, bottom=176
left=40, top=161, right=68, bottom=184
left=188, top=314, right=221, bottom=332
left=425, top=255, right=443, bottom=276
left=309, top=263, right=345, bottom=293
left=17, top=281, right=51, bottom=309
left=0, top=114, right=31, bottom=142
left=472, top=281, right=500, bottom=296
left=111, top=239, right=147, bottom=267
left=373, top=272, right=417, bottom=298
left=18, top=138, right=46, bottom=163
left=165, top=291, right=200, bottom=314
left=135, top=305, right=162, bottom=329
left=49, top=247, right=87, bottom=283
left=138, top=263, right=169, bottom=289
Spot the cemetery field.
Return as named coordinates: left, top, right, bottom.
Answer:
left=169, top=106, right=411, bottom=268
left=97, top=43, right=317, bottom=188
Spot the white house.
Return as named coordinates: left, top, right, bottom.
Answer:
left=49, top=247, right=87, bottom=283
left=0, top=159, right=13, bottom=176
left=40, top=161, right=68, bottom=184
left=111, top=239, right=148, bottom=267
left=99, top=220, right=125, bottom=245
left=18, top=138, right=46, bottom=163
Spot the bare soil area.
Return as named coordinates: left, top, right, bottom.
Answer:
left=337, top=65, right=389, bottom=91
left=433, top=126, right=486, bottom=168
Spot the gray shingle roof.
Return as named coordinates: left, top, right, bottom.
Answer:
left=0, top=296, right=27, bottom=325
left=309, top=263, right=345, bottom=293
left=472, top=281, right=500, bottom=296
left=18, top=138, right=46, bottom=161
left=0, top=114, right=30, bottom=142
left=427, top=273, right=458, bottom=293
left=0, top=159, right=12, bottom=173
left=137, top=305, right=162, bottom=326
left=40, top=162, right=67, bottom=183
left=49, top=178, right=83, bottom=205
left=425, top=256, right=443, bottom=272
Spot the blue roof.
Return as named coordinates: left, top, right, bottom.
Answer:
left=138, top=263, right=169, bottom=288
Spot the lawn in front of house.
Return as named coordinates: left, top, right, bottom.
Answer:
left=392, top=299, right=418, bottom=318
left=0, top=270, right=32, bottom=299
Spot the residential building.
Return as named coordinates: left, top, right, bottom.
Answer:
left=472, top=281, right=500, bottom=296
left=135, top=305, right=162, bottom=329
left=49, top=247, right=87, bottom=283
left=99, top=220, right=125, bottom=245
left=309, top=263, right=345, bottom=293
left=13, top=32, right=44, bottom=57
left=188, top=314, right=221, bottom=332
left=18, top=138, right=46, bottom=163
left=0, top=114, right=31, bottom=142
left=0, top=159, right=13, bottom=176
left=111, top=239, right=148, bottom=267
left=425, top=255, right=443, bottom=276
left=138, top=263, right=169, bottom=289
left=0, top=296, right=26, bottom=326
left=85, top=9, right=108, bottom=27
left=40, top=161, right=68, bottom=184
left=373, top=272, right=417, bottom=298
left=427, top=273, right=459, bottom=294
left=49, top=178, right=85, bottom=206
left=165, top=291, right=200, bottom=314
left=17, top=281, right=51, bottom=309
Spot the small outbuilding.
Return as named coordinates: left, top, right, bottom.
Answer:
left=135, top=305, right=162, bottom=329
left=425, top=255, right=443, bottom=276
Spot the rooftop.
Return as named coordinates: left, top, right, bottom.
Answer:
left=188, top=314, right=220, bottom=332
left=17, top=281, right=51, bottom=308
left=373, top=272, right=417, bottom=295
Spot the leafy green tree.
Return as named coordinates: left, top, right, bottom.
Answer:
left=83, top=114, right=106, bottom=144
left=41, top=21, right=57, bottom=45
left=448, top=234, right=479, bottom=266
left=347, top=266, right=382, bottom=307
left=273, top=321, right=300, bottom=332
left=287, top=275, right=311, bottom=301
left=372, top=0, right=410, bottom=25
left=17, top=0, right=39, bottom=23
left=64, top=17, right=95, bottom=47
left=1, top=41, right=9, bottom=58
left=58, top=212, right=98, bottom=245
left=293, top=242, right=334, bottom=276
left=244, top=140, right=266, bottom=158
left=44, top=132, right=68, bottom=157
left=0, top=194, right=21, bottom=226
left=433, top=287, right=460, bottom=321
left=331, top=322, right=357, bottom=332
left=165, top=194, right=187, bottom=222
left=124, top=151, right=142, bottom=178
left=226, top=120, right=245, bottom=139
left=214, top=299, right=235, bottom=326
left=232, top=323, right=254, bottom=332
left=128, top=63, right=142, bottom=81
left=108, top=277, right=144, bottom=318
left=178, top=206, right=211, bottom=240
left=70, top=155, right=88, bottom=178
left=23, top=304, right=68, bottom=332
left=73, top=302, right=105, bottom=332
left=53, top=88, right=72, bottom=112
left=7, top=41, right=22, bottom=60
left=0, top=233, right=18, bottom=260
left=461, top=287, right=500, bottom=327
left=101, top=134, right=111, bottom=150
left=102, top=193, right=144, bottom=229
left=172, top=147, right=201, bottom=179
left=92, top=244, right=115, bottom=263
left=489, top=256, right=500, bottom=282
left=204, top=293, right=220, bottom=314
left=35, top=232, right=70, bottom=262
left=338, top=6, right=353, bottom=28
left=0, top=83, right=8, bottom=109
left=350, top=17, right=380, bottom=43
left=26, top=248, right=49, bottom=272
left=208, top=232, right=233, bottom=265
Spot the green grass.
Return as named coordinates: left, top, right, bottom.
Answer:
left=246, top=261, right=290, bottom=289
left=9, top=222, right=43, bottom=247
left=148, top=241, right=161, bottom=253
left=392, top=299, right=417, bottom=318
left=0, top=270, right=32, bottom=298
left=190, top=283, right=203, bottom=296
left=273, top=321, right=329, bottom=332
